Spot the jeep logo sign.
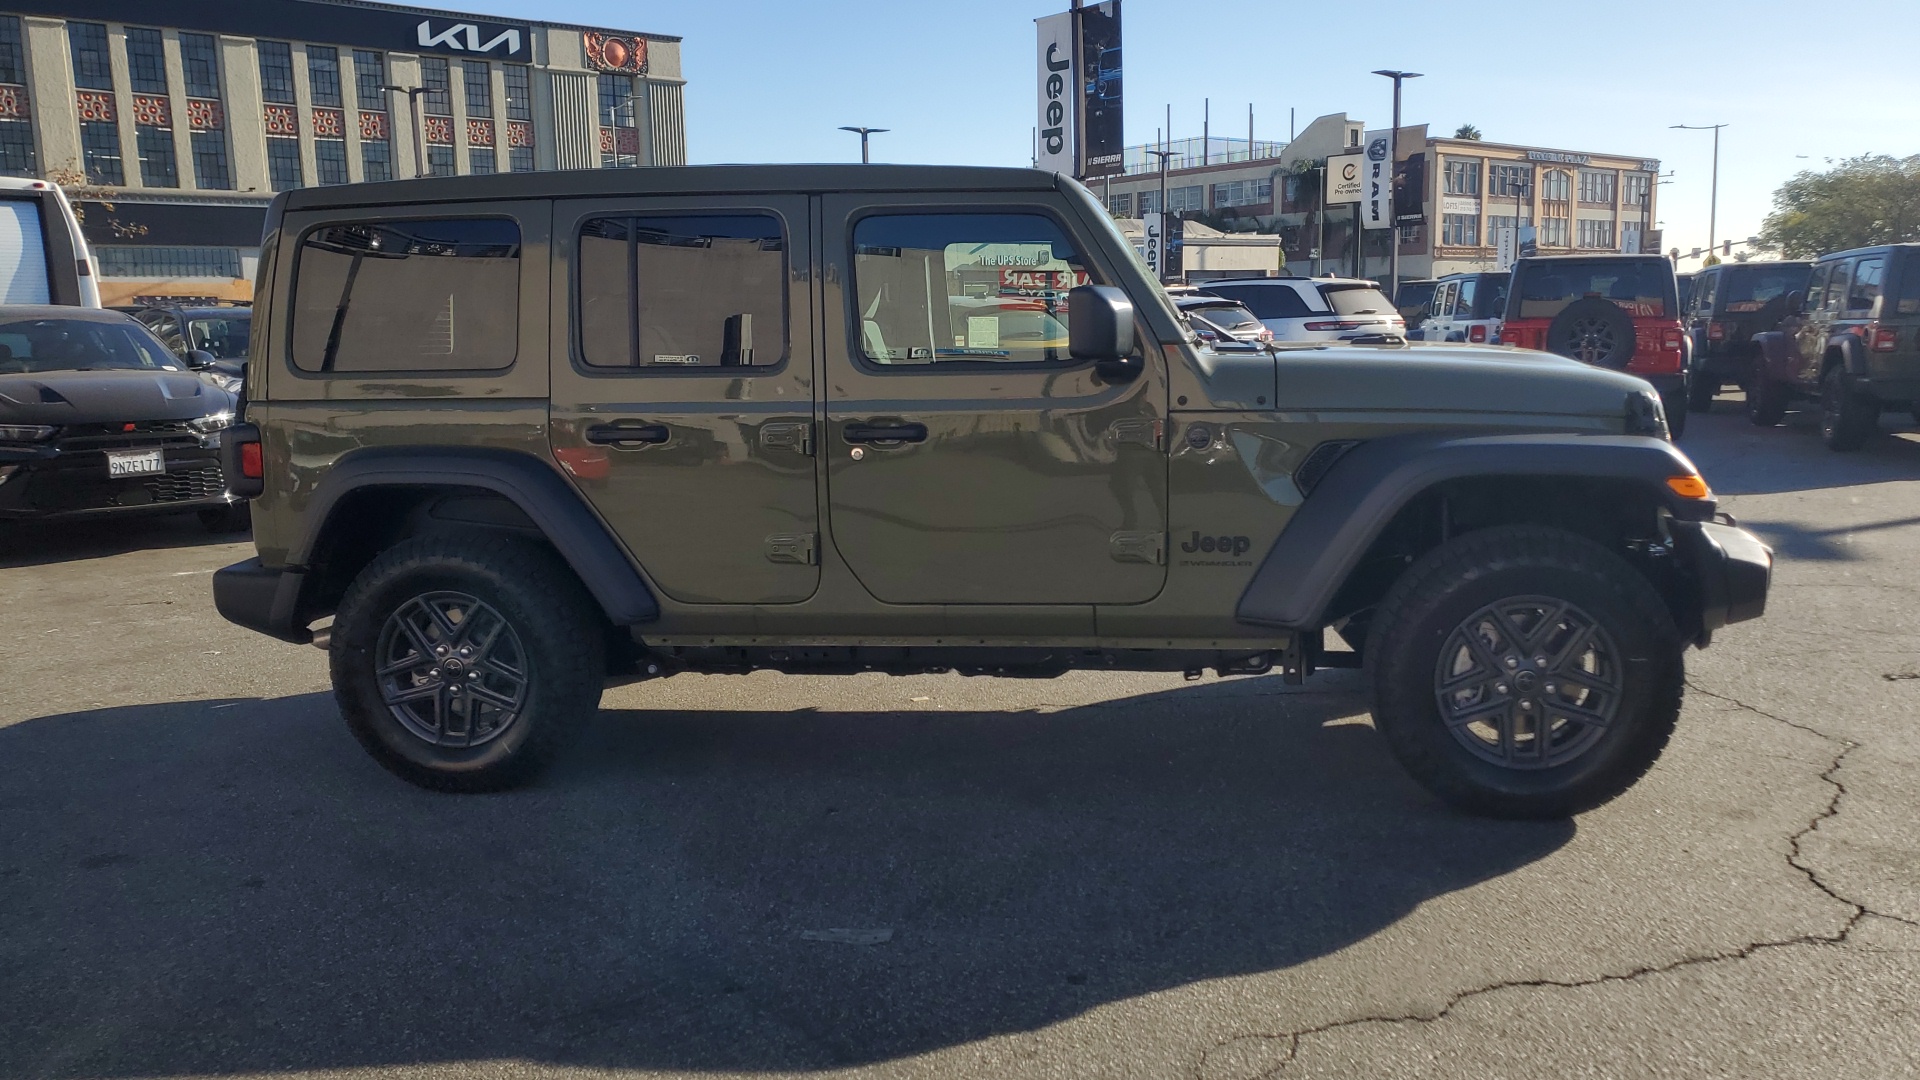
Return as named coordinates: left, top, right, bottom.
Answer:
left=415, top=19, right=528, bottom=58
left=1034, top=12, right=1076, bottom=174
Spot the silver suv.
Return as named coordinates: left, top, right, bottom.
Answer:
left=1200, top=277, right=1406, bottom=342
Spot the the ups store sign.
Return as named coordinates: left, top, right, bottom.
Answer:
left=14, top=0, right=535, bottom=60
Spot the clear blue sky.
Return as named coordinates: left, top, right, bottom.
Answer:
left=459, top=0, right=1920, bottom=262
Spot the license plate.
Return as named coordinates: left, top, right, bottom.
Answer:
left=107, top=448, right=165, bottom=477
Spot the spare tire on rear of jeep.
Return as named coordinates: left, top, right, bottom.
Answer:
left=1545, top=297, right=1635, bottom=370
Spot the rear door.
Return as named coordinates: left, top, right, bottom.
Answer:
left=818, top=194, right=1167, bottom=607
left=548, top=195, right=821, bottom=605
left=1796, top=261, right=1845, bottom=386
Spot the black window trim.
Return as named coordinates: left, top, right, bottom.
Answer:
left=565, top=205, right=795, bottom=379
left=843, top=203, right=1115, bottom=377
left=283, top=211, right=525, bottom=379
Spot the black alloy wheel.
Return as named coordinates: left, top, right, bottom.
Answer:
left=1545, top=297, right=1636, bottom=370
left=1433, top=597, right=1622, bottom=770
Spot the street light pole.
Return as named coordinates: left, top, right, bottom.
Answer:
left=379, top=84, right=429, bottom=178
left=838, top=126, right=888, bottom=164
left=1671, top=123, right=1726, bottom=259
left=1371, top=70, right=1422, bottom=298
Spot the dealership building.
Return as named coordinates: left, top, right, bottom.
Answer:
left=1094, top=113, right=1661, bottom=282
left=0, top=0, right=685, bottom=303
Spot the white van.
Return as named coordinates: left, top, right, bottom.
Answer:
left=0, top=177, right=100, bottom=307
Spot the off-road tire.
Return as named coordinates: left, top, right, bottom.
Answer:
left=1662, top=385, right=1689, bottom=439
left=1545, top=297, right=1635, bottom=370
left=1746, top=363, right=1790, bottom=427
left=1365, top=525, right=1684, bottom=819
left=1687, top=373, right=1718, bottom=413
left=197, top=502, right=252, bottom=534
left=1819, top=365, right=1878, bottom=452
left=331, top=533, right=605, bottom=792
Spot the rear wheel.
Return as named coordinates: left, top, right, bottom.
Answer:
left=1661, top=384, right=1689, bottom=438
left=331, top=533, right=605, bottom=792
left=1819, top=365, right=1879, bottom=451
left=1366, top=525, right=1683, bottom=819
left=1687, top=373, right=1718, bottom=413
left=1746, top=360, right=1790, bottom=427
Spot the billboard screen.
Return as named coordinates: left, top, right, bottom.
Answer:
left=1077, top=1, right=1123, bottom=178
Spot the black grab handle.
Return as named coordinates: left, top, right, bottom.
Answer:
left=586, top=423, right=670, bottom=446
left=842, top=422, right=928, bottom=444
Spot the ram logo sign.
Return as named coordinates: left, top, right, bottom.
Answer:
left=416, top=20, right=527, bottom=57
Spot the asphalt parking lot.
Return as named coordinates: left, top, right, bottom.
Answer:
left=3, top=398, right=1917, bottom=1080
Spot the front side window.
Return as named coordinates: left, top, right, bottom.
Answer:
left=124, top=27, right=167, bottom=94
left=1824, top=262, right=1852, bottom=310
left=1803, top=264, right=1832, bottom=313
left=292, top=217, right=520, bottom=373
left=579, top=213, right=785, bottom=369
left=852, top=212, right=1097, bottom=366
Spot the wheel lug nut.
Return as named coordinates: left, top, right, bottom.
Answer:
left=1520, top=699, right=1534, bottom=709
left=468, top=671, right=479, bottom=679
left=1505, top=657, right=1519, bottom=669
left=1495, top=683, right=1509, bottom=695
left=1545, top=683, right=1558, bottom=694
left=1534, top=656, right=1547, bottom=667
left=435, top=646, right=448, bottom=656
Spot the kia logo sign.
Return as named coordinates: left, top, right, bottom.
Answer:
left=416, top=20, right=526, bottom=57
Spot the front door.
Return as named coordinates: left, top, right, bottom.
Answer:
left=1796, top=260, right=1847, bottom=386
left=819, top=196, right=1168, bottom=606
left=548, top=196, right=821, bottom=605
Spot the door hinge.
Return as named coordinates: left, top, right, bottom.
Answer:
left=764, top=532, right=818, bottom=565
left=1109, top=531, right=1166, bottom=565
left=760, top=421, right=814, bottom=456
left=1110, top=417, right=1165, bottom=451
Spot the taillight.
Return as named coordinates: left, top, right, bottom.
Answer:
left=1869, top=324, right=1899, bottom=352
left=1303, top=319, right=1370, bottom=331
left=1707, top=321, right=1725, bottom=341
left=1468, top=324, right=1488, bottom=343
left=240, top=441, right=263, bottom=479
left=1663, top=327, right=1685, bottom=351
left=221, top=422, right=264, bottom=498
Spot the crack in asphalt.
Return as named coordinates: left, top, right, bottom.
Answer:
left=1194, top=679, right=1894, bottom=1080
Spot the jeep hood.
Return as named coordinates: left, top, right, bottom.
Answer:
left=1195, top=343, right=1653, bottom=417
left=0, top=369, right=236, bottom=425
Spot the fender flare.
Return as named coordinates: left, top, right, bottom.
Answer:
left=1829, top=334, right=1868, bottom=377
left=295, top=446, right=659, bottom=625
left=1235, top=433, right=1711, bottom=630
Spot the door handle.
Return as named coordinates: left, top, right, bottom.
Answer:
left=585, top=423, right=669, bottom=446
left=843, top=422, right=928, bottom=444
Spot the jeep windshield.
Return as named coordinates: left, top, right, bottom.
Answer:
left=1507, top=258, right=1676, bottom=320
left=1718, top=264, right=1811, bottom=313
left=0, top=317, right=183, bottom=373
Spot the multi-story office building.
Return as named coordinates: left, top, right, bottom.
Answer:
left=0, top=0, right=684, bottom=303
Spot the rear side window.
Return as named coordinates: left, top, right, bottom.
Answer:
left=578, top=213, right=786, bottom=369
left=1720, top=264, right=1811, bottom=311
left=1691, top=270, right=1718, bottom=315
left=1209, top=283, right=1312, bottom=320
left=291, top=217, right=519, bottom=373
left=1894, top=251, right=1920, bottom=315
left=1845, top=258, right=1883, bottom=314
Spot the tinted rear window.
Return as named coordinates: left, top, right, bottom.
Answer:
left=1322, top=284, right=1395, bottom=317
left=1205, top=283, right=1313, bottom=320
left=1508, top=259, right=1676, bottom=319
left=1473, top=275, right=1509, bottom=319
left=291, top=217, right=519, bottom=373
left=1395, top=282, right=1436, bottom=310
left=1718, top=264, right=1811, bottom=312
left=1892, top=250, right=1920, bottom=316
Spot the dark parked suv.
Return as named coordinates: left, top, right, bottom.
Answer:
left=1751, top=244, right=1920, bottom=450
left=1683, top=261, right=1812, bottom=412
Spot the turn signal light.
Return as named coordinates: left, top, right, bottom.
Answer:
left=1666, top=474, right=1711, bottom=499
left=240, top=441, right=263, bottom=479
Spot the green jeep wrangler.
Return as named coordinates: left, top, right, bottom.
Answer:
left=213, top=165, right=1771, bottom=818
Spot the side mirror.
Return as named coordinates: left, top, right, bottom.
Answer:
left=1067, top=284, right=1139, bottom=381
left=186, top=349, right=217, bottom=369
left=1784, top=290, right=1806, bottom=313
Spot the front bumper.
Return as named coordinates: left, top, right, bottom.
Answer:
left=1672, top=519, right=1772, bottom=644
left=0, top=437, right=235, bottom=521
left=212, top=558, right=312, bottom=644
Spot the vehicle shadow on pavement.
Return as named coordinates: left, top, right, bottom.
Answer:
left=0, top=513, right=244, bottom=569
left=1680, top=401, right=1920, bottom=497
left=0, top=680, right=1572, bottom=1076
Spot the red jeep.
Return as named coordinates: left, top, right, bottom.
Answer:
left=1500, top=254, right=1690, bottom=436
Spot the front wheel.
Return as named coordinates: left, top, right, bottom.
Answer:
left=1819, top=366, right=1879, bottom=451
left=1660, top=384, right=1689, bottom=438
left=1687, top=374, right=1718, bottom=413
left=330, top=533, right=606, bottom=792
left=1365, top=525, right=1683, bottom=819
left=1746, top=364, right=1790, bottom=427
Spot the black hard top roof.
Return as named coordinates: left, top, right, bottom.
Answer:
left=1817, top=242, right=1920, bottom=260
left=278, top=164, right=1066, bottom=212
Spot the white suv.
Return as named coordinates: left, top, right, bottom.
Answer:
left=1199, top=277, right=1406, bottom=342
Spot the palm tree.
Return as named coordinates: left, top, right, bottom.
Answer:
left=1454, top=124, right=1482, bottom=141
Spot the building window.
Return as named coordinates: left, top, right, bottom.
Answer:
left=420, top=57, right=452, bottom=116
left=1441, top=214, right=1479, bottom=247
left=1488, top=163, right=1532, bottom=198
left=426, top=144, right=455, bottom=176
left=315, top=137, right=348, bottom=185
left=96, top=245, right=242, bottom=278
left=1211, top=178, right=1273, bottom=208
left=1444, top=158, right=1480, bottom=196
left=463, top=61, right=492, bottom=117
left=362, top=139, right=392, bottom=182
left=1137, top=189, right=1160, bottom=215
left=69, top=22, right=114, bottom=90
left=1541, top=216, right=1570, bottom=247
left=1577, top=218, right=1615, bottom=249
left=1108, top=192, right=1131, bottom=215
left=1399, top=222, right=1422, bottom=245
left=124, top=27, right=168, bottom=94
left=0, top=16, right=33, bottom=177
left=190, top=131, right=231, bottom=190
left=598, top=74, right=638, bottom=168
left=1623, top=173, right=1652, bottom=207
left=133, top=126, right=178, bottom=188
left=503, top=65, right=532, bottom=121
left=179, top=32, right=221, bottom=98
left=79, top=121, right=123, bottom=185
left=353, top=50, right=386, bottom=110
left=1542, top=169, right=1572, bottom=202
left=257, top=41, right=296, bottom=104
left=306, top=45, right=342, bottom=108
left=508, top=145, right=534, bottom=173
left=469, top=147, right=495, bottom=174
left=267, top=136, right=302, bottom=190
left=1578, top=169, right=1616, bottom=205
left=1167, top=185, right=1204, bottom=213
left=0, top=14, right=25, bottom=84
